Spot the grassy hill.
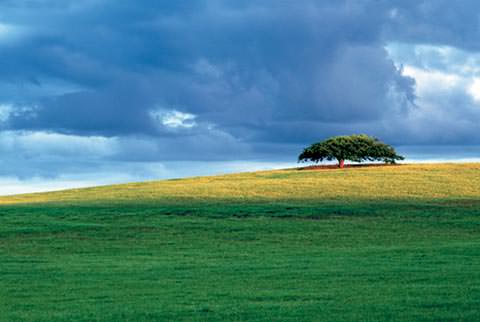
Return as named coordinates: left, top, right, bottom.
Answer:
left=1, top=163, right=480, bottom=321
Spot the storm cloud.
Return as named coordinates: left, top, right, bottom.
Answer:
left=0, top=0, right=479, bottom=187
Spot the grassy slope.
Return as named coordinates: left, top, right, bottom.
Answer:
left=0, top=163, right=479, bottom=321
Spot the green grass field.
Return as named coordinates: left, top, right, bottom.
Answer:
left=1, top=163, right=480, bottom=321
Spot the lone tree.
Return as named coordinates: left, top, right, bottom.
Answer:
left=298, top=134, right=404, bottom=168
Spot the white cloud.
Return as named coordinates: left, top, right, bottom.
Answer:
left=389, top=42, right=480, bottom=103
left=0, top=104, right=13, bottom=122
left=0, top=104, right=39, bottom=123
left=150, top=109, right=197, bottom=129
left=0, top=130, right=118, bottom=157
left=468, top=78, right=480, bottom=102
left=387, top=42, right=480, bottom=76
left=401, top=64, right=480, bottom=104
left=384, top=42, right=480, bottom=145
left=402, top=65, right=463, bottom=95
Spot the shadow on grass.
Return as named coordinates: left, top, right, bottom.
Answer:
left=1, top=198, right=479, bottom=221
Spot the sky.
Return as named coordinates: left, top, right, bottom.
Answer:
left=0, top=0, right=480, bottom=194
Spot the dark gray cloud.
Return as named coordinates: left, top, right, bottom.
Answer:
left=385, top=0, right=480, bottom=51
left=0, top=0, right=478, bottom=184
left=0, top=2, right=413, bottom=137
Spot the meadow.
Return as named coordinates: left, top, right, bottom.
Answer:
left=0, top=163, right=479, bottom=321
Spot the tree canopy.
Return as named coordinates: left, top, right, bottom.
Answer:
left=298, top=134, right=404, bottom=168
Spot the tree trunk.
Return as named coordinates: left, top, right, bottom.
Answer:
left=338, top=159, right=345, bottom=168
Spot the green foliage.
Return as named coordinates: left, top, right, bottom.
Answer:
left=298, top=134, right=404, bottom=165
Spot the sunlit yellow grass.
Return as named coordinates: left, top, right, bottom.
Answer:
left=1, top=163, right=479, bottom=205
